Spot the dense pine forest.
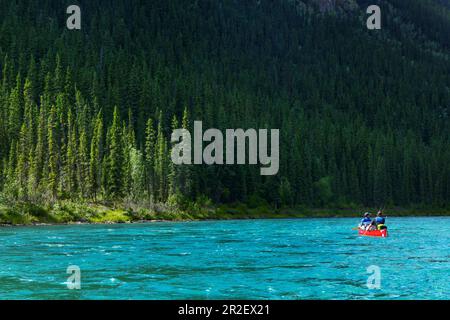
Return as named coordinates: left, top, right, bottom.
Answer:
left=1, top=0, right=450, bottom=222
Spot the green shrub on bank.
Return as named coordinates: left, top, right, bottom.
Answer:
left=0, top=202, right=51, bottom=224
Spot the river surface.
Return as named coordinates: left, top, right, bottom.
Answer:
left=0, top=217, right=448, bottom=299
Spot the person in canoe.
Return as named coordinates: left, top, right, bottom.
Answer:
left=374, top=210, right=387, bottom=230
left=365, top=210, right=387, bottom=231
left=359, top=212, right=372, bottom=230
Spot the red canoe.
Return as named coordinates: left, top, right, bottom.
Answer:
left=358, top=228, right=388, bottom=237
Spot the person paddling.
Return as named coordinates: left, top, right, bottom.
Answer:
left=374, top=210, right=387, bottom=230
left=359, top=212, right=372, bottom=230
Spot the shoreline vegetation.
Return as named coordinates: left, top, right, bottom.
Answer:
left=1, top=201, right=449, bottom=226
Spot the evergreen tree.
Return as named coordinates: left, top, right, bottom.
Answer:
left=77, top=129, right=90, bottom=197
left=47, top=105, right=60, bottom=201
left=89, top=111, right=104, bottom=200
left=7, top=74, right=23, bottom=140
left=145, top=118, right=156, bottom=203
left=154, top=111, right=168, bottom=202
left=105, top=107, right=124, bottom=199
left=65, top=109, right=78, bottom=196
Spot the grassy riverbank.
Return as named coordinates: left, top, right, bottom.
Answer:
left=1, top=201, right=450, bottom=226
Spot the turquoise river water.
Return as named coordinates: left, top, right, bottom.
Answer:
left=0, top=217, right=448, bottom=299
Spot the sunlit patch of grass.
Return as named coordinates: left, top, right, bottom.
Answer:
left=89, top=209, right=130, bottom=223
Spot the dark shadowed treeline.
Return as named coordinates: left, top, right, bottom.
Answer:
left=0, top=0, right=449, bottom=210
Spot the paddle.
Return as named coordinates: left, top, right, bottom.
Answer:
left=353, top=226, right=369, bottom=234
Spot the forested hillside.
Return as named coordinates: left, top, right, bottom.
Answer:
left=0, top=0, right=450, bottom=218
